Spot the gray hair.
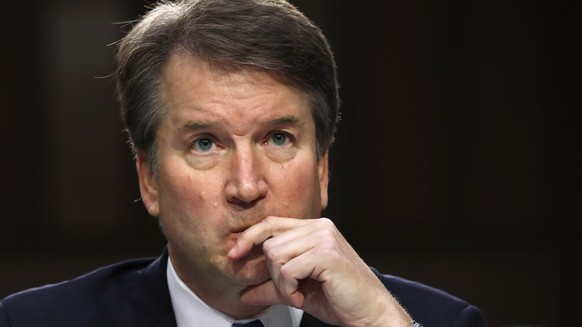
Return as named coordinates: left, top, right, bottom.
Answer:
left=114, top=0, right=340, bottom=172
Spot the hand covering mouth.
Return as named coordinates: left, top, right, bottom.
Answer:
left=230, top=215, right=268, bottom=235
left=228, top=223, right=266, bottom=260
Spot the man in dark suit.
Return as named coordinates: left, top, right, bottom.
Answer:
left=1, top=0, right=487, bottom=326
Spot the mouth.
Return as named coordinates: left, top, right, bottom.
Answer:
left=230, top=216, right=265, bottom=235
left=231, top=226, right=248, bottom=234
left=229, top=228, right=250, bottom=242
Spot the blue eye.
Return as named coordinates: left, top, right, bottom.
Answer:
left=195, top=137, right=214, bottom=152
left=271, top=132, right=289, bottom=146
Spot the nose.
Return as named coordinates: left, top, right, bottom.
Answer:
left=224, top=145, right=268, bottom=207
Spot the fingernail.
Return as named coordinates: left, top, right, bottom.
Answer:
left=227, top=245, right=237, bottom=258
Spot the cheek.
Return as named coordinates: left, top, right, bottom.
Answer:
left=274, top=162, right=322, bottom=210
left=157, top=173, right=229, bottom=245
left=157, top=169, right=219, bottom=224
left=161, top=172, right=199, bottom=204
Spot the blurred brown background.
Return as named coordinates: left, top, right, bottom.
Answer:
left=0, top=1, right=577, bottom=327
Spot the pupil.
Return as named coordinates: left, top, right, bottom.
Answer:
left=274, top=133, right=285, bottom=145
left=199, top=138, right=211, bottom=150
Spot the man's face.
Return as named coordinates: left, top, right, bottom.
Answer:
left=136, top=52, right=329, bottom=296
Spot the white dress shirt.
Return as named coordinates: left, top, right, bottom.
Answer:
left=167, top=257, right=303, bottom=327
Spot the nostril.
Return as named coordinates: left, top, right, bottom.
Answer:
left=228, top=193, right=265, bottom=209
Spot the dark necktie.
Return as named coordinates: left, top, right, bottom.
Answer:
left=231, top=319, right=265, bottom=327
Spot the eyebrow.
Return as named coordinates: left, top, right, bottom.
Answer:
left=180, top=115, right=306, bottom=132
left=269, top=115, right=306, bottom=127
left=181, top=121, right=210, bottom=132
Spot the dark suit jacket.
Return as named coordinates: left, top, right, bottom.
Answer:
left=0, top=249, right=487, bottom=327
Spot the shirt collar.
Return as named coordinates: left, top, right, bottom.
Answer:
left=166, top=256, right=303, bottom=327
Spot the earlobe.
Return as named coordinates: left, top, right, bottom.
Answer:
left=136, top=152, right=160, bottom=217
left=319, top=149, right=329, bottom=210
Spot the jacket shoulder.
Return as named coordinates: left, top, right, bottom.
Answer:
left=371, top=267, right=488, bottom=327
left=1, top=257, right=159, bottom=327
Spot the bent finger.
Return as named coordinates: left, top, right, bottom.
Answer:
left=240, top=280, right=305, bottom=308
left=229, top=216, right=313, bottom=259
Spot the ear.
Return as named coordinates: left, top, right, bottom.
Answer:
left=318, top=148, right=329, bottom=210
left=136, top=152, right=160, bottom=217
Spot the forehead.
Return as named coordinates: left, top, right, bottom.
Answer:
left=158, top=51, right=314, bottom=131
left=161, top=50, right=305, bottom=95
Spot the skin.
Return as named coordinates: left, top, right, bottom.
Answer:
left=137, top=51, right=411, bottom=326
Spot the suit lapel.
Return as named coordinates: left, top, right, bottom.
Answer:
left=119, top=248, right=177, bottom=327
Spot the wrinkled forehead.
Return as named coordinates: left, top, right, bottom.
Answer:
left=159, top=51, right=314, bottom=126
left=159, top=48, right=315, bottom=116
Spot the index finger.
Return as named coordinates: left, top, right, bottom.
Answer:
left=227, top=216, right=312, bottom=259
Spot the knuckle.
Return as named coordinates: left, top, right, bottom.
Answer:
left=262, top=238, right=274, bottom=254
left=315, top=225, right=336, bottom=241
left=279, top=264, right=293, bottom=279
left=316, top=217, right=335, bottom=229
left=262, top=238, right=280, bottom=261
left=262, top=215, right=276, bottom=224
